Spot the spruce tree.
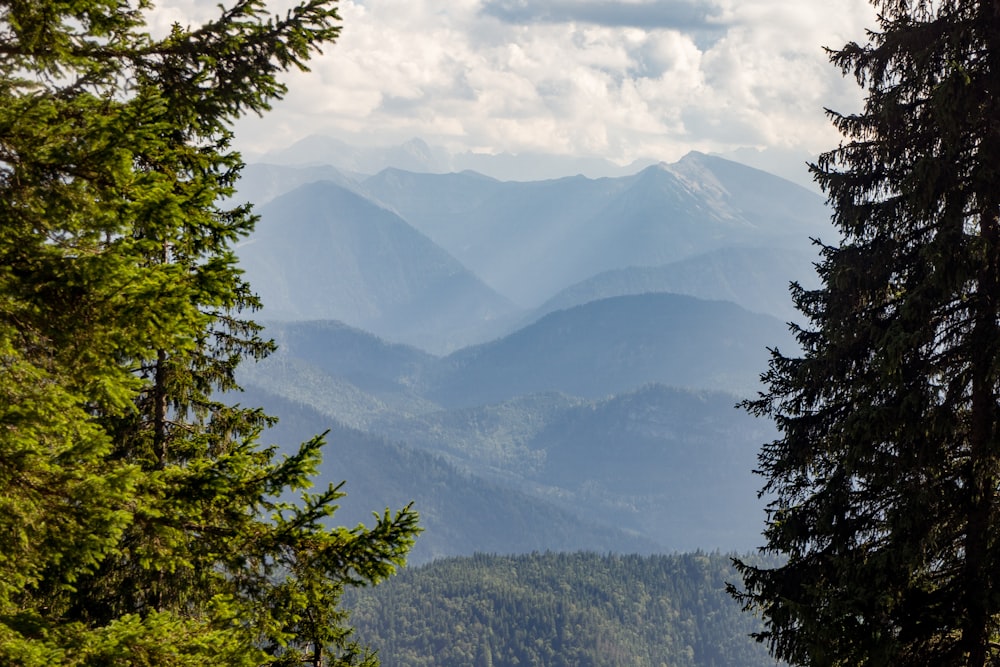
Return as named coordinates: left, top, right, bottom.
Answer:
left=0, top=2, right=418, bottom=665
left=732, top=1, right=1000, bottom=665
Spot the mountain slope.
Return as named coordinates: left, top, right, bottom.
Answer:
left=242, top=315, right=775, bottom=550
left=526, top=384, right=771, bottom=550
left=370, top=392, right=587, bottom=478
left=372, top=384, right=772, bottom=551
left=262, top=320, right=434, bottom=395
left=530, top=245, right=821, bottom=325
left=344, top=552, right=776, bottom=667
left=237, top=180, right=520, bottom=353
left=362, top=169, right=631, bottom=306
left=244, top=387, right=659, bottom=564
left=428, top=292, right=794, bottom=408
left=238, top=320, right=438, bottom=431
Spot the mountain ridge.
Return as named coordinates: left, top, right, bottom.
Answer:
left=237, top=179, right=522, bottom=353
left=360, top=152, right=830, bottom=307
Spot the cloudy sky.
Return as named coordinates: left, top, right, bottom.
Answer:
left=157, top=0, right=877, bottom=175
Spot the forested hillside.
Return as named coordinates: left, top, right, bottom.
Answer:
left=240, top=320, right=777, bottom=552
left=343, top=552, right=778, bottom=667
left=242, top=387, right=658, bottom=563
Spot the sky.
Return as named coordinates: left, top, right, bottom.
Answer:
left=153, top=0, right=877, bottom=179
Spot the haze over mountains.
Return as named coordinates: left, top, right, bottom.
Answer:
left=245, top=135, right=657, bottom=182
left=245, top=134, right=820, bottom=192
left=234, top=137, right=831, bottom=561
left=358, top=151, right=828, bottom=308
left=237, top=181, right=516, bottom=352
left=238, top=148, right=830, bottom=350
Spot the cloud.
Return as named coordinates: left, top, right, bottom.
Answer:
left=154, top=0, right=877, bottom=169
left=480, top=0, right=727, bottom=31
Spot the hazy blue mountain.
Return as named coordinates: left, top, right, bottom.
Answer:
left=361, top=169, right=630, bottom=305
left=427, top=292, right=794, bottom=408
left=232, top=162, right=363, bottom=205
left=361, top=168, right=629, bottom=263
left=241, top=312, right=776, bottom=550
left=243, top=387, right=660, bottom=563
left=227, top=146, right=820, bottom=555
left=529, top=245, right=821, bottom=326
left=555, top=154, right=828, bottom=294
left=525, top=384, right=772, bottom=551
left=237, top=180, right=520, bottom=353
left=359, top=168, right=508, bottom=246
left=243, top=369, right=772, bottom=552
left=361, top=151, right=830, bottom=306
left=234, top=152, right=828, bottom=354
left=668, top=151, right=828, bottom=236
left=248, top=134, right=652, bottom=181
left=369, top=385, right=771, bottom=551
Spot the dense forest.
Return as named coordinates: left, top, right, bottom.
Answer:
left=342, top=552, right=779, bottom=667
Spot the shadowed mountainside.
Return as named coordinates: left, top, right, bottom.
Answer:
left=427, top=292, right=794, bottom=408
left=528, top=245, right=820, bottom=326
left=237, top=180, right=520, bottom=353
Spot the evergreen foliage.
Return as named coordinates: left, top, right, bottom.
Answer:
left=343, top=551, right=777, bottom=667
left=0, top=2, right=418, bottom=665
left=732, top=1, right=1000, bottom=665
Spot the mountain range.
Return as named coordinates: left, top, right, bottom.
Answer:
left=237, top=149, right=830, bottom=352
left=245, top=135, right=656, bottom=182
left=239, top=296, right=783, bottom=553
left=237, top=180, right=518, bottom=352
left=359, top=151, right=829, bottom=307
left=242, top=387, right=658, bottom=565
left=234, top=140, right=829, bottom=560
left=244, top=134, right=820, bottom=191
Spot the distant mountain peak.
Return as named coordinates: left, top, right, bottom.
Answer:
left=662, top=153, right=736, bottom=219
left=627, top=155, right=743, bottom=226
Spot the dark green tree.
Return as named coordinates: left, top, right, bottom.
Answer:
left=731, top=1, right=1000, bottom=666
left=0, top=1, right=418, bottom=665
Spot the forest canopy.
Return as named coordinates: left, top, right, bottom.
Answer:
left=344, top=551, right=777, bottom=667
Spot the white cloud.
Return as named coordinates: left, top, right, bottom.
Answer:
left=155, top=0, right=876, bottom=166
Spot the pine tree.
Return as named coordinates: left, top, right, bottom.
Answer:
left=0, top=2, right=418, bottom=665
left=731, top=1, right=1000, bottom=665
